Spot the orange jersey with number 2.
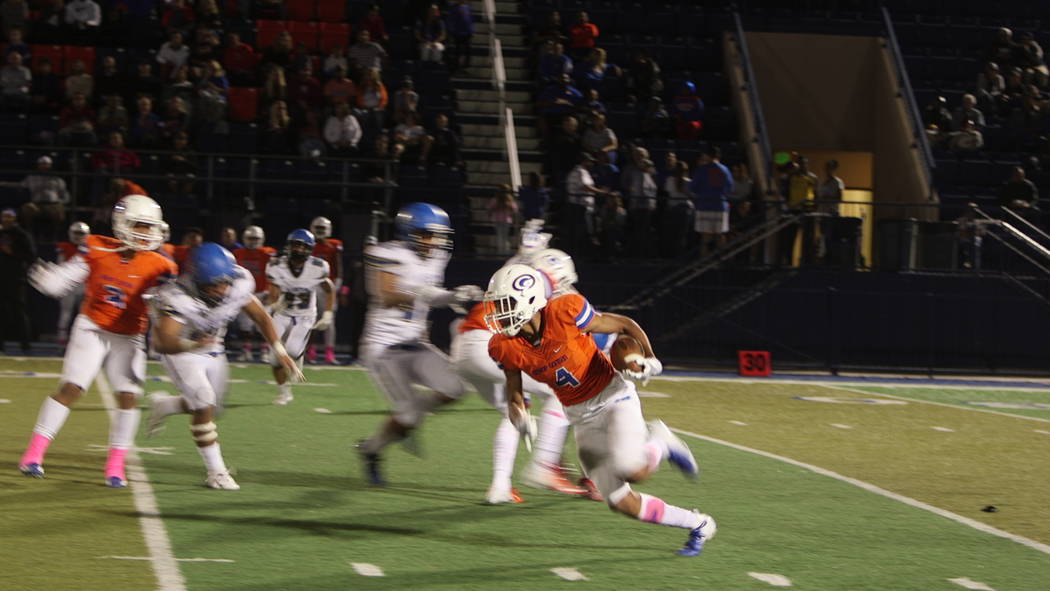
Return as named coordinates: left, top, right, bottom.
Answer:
left=80, top=235, right=178, bottom=335
left=488, top=294, right=613, bottom=406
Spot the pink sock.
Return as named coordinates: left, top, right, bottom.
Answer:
left=105, top=448, right=129, bottom=480
left=637, top=493, right=703, bottom=529
left=20, top=433, right=52, bottom=466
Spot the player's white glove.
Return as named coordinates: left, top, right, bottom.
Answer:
left=415, top=284, right=482, bottom=312
left=312, top=310, right=333, bottom=331
left=272, top=341, right=306, bottom=383
left=509, top=402, right=537, bottom=452
left=621, top=355, right=663, bottom=387
left=448, top=284, right=483, bottom=314
left=28, top=258, right=89, bottom=298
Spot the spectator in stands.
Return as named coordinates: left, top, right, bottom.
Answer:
left=537, top=72, right=583, bottom=139
left=95, top=55, right=123, bottom=99
left=533, top=10, right=566, bottom=52
left=348, top=30, right=388, bottom=77
left=160, top=96, right=189, bottom=144
left=445, top=0, right=473, bottom=72
left=359, top=4, right=389, bottom=45
left=568, top=11, right=599, bottom=61
left=64, top=58, right=93, bottom=101
left=129, top=95, right=162, bottom=148
left=672, top=81, right=704, bottom=140
left=262, top=100, right=293, bottom=154
left=195, top=0, right=222, bottom=28
left=262, top=32, right=295, bottom=72
left=193, top=61, right=229, bottom=128
left=1, top=0, right=28, bottom=37
left=130, top=62, right=163, bottom=104
left=219, top=226, right=242, bottom=251
left=158, top=31, right=190, bottom=79
left=596, top=193, right=626, bottom=261
left=625, top=50, right=662, bottom=104
left=323, top=65, right=356, bottom=106
left=323, top=102, right=362, bottom=156
left=161, top=0, right=195, bottom=37
left=518, top=171, right=550, bottom=221
left=1, top=50, right=30, bottom=110
left=392, top=111, right=432, bottom=165
left=289, top=41, right=312, bottom=73
left=223, top=32, right=257, bottom=86
left=988, top=27, right=1017, bottom=66
left=262, top=65, right=287, bottom=105
left=96, top=94, right=129, bottom=135
left=322, top=45, right=349, bottom=79
left=0, top=207, right=34, bottom=354
left=91, top=130, right=140, bottom=172
left=288, top=63, right=322, bottom=121
left=948, top=119, right=984, bottom=154
left=922, top=95, right=954, bottom=133
left=549, top=115, right=582, bottom=180
left=355, top=66, right=388, bottom=133
left=583, top=88, right=606, bottom=115
left=655, top=151, right=678, bottom=189
left=162, top=130, right=197, bottom=197
left=427, top=113, right=462, bottom=168
left=65, top=0, right=101, bottom=41
left=998, top=166, right=1039, bottom=214
left=488, top=184, right=518, bottom=255
left=953, top=93, right=985, bottom=130
left=689, top=146, right=733, bottom=257
left=173, top=225, right=203, bottom=268
left=57, top=92, right=97, bottom=146
left=297, top=111, right=327, bottom=159
left=0, top=156, right=69, bottom=240
left=575, top=48, right=616, bottom=92
left=190, top=27, right=222, bottom=67
left=416, top=4, right=447, bottom=64
left=392, top=76, right=419, bottom=124
left=622, top=151, right=658, bottom=257
left=163, top=64, right=195, bottom=106
left=1008, top=94, right=1047, bottom=151
left=661, top=160, right=694, bottom=258
left=1017, top=32, right=1048, bottom=87
left=565, top=153, right=614, bottom=256
left=537, top=41, right=573, bottom=85
left=816, top=159, right=843, bottom=214
left=3, top=27, right=28, bottom=61
left=30, top=57, right=62, bottom=114
left=581, top=112, right=618, bottom=163
left=976, top=61, right=1005, bottom=112
left=730, top=162, right=755, bottom=209
left=365, top=134, right=402, bottom=181
left=639, top=96, right=670, bottom=138
left=591, top=149, right=620, bottom=192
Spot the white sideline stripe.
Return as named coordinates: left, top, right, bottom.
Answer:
left=748, top=572, right=793, bottom=587
left=948, top=577, right=996, bottom=590
left=551, top=567, right=588, bottom=581
left=1035, top=430, right=1050, bottom=435
left=96, top=375, right=186, bottom=591
left=350, top=563, right=385, bottom=577
left=313, top=408, right=333, bottom=414
left=671, top=426, right=1050, bottom=556
left=101, top=556, right=234, bottom=563
left=729, top=420, right=748, bottom=426
left=821, top=384, right=1050, bottom=424
left=931, top=426, right=956, bottom=432
left=653, top=374, right=1050, bottom=392
left=830, top=423, right=853, bottom=430
left=0, top=398, right=10, bottom=403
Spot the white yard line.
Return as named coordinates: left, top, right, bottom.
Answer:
left=671, top=426, right=1050, bottom=556
left=551, top=567, right=588, bottom=581
left=948, top=577, right=996, bottom=590
left=96, top=374, right=186, bottom=591
left=822, top=384, right=1050, bottom=424
left=748, top=572, right=793, bottom=587
left=102, top=556, right=234, bottom=563
left=349, top=563, right=385, bottom=577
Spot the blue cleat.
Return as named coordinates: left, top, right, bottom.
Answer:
left=356, top=441, right=386, bottom=487
left=648, top=420, right=699, bottom=479
left=19, top=463, right=45, bottom=478
left=106, top=476, right=127, bottom=488
left=677, top=513, right=717, bottom=557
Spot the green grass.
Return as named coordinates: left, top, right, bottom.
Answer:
left=846, top=385, right=1050, bottom=420
left=3, top=360, right=1050, bottom=590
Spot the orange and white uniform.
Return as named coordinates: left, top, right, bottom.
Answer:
left=233, top=246, right=276, bottom=294
left=158, top=242, right=177, bottom=261
left=312, top=238, right=343, bottom=281
left=488, top=293, right=648, bottom=501
left=59, top=235, right=177, bottom=393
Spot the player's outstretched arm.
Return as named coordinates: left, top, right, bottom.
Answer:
left=28, top=256, right=89, bottom=298
left=244, top=295, right=306, bottom=382
left=504, top=368, right=536, bottom=451
left=151, top=314, right=214, bottom=354
left=266, top=283, right=286, bottom=315
left=313, top=278, right=336, bottom=330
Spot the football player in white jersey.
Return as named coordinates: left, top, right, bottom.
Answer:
left=267, top=229, right=335, bottom=405
left=55, top=221, right=90, bottom=344
left=145, top=243, right=303, bottom=489
left=356, top=202, right=482, bottom=486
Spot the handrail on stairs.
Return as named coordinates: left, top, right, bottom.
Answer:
left=482, top=0, right=522, bottom=190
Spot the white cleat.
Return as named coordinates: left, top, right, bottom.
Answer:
left=485, top=485, right=524, bottom=504
left=146, top=392, right=174, bottom=439
left=273, top=390, right=293, bottom=406
left=649, top=420, right=700, bottom=479
left=205, top=471, right=240, bottom=490
left=521, top=463, right=588, bottom=495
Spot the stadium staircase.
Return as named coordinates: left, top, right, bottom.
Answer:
left=969, top=205, right=1050, bottom=305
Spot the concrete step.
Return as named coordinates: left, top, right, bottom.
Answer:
left=467, top=159, right=544, bottom=174
left=461, top=88, right=532, bottom=102
left=460, top=123, right=538, bottom=139
left=458, top=100, right=503, bottom=114
left=463, top=135, right=541, bottom=150
left=475, top=22, right=522, bottom=36
left=456, top=66, right=531, bottom=82
left=493, top=1, right=520, bottom=14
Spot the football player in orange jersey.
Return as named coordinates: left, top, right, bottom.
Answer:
left=172, top=226, right=203, bottom=272
left=233, top=225, right=276, bottom=361
left=55, top=221, right=89, bottom=344
left=307, top=216, right=343, bottom=364
left=19, top=195, right=178, bottom=488
left=485, top=264, right=717, bottom=557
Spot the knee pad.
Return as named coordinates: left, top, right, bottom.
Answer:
left=190, top=421, right=218, bottom=444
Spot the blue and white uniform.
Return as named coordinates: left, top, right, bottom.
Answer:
left=266, top=254, right=330, bottom=363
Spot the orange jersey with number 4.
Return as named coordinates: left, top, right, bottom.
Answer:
left=313, top=238, right=343, bottom=279
left=234, top=246, right=276, bottom=292
left=80, top=235, right=178, bottom=335
left=488, top=294, right=613, bottom=406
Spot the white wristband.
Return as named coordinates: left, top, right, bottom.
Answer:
left=271, top=341, right=289, bottom=359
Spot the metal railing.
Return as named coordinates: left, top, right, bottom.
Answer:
left=482, top=0, right=522, bottom=190
left=731, top=12, right=775, bottom=198
left=880, top=6, right=936, bottom=186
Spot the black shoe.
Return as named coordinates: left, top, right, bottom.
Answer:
left=356, top=440, right=386, bottom=487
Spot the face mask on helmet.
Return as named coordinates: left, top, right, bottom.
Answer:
left=483, top=265, right=549, bottom=336
left=113, top=196, right=164, bottom=251
left=196, top=278, right=232, bottom=307
left=288, top=239, right=312, bottom=263
left=409, top=228, right=452, bottom=258
left=243, top=226, right=264, bottom=249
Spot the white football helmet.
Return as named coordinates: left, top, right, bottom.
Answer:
left=68, top=221, right=89, bottom=245
left=243, top=225, right=265, bottom=249
left=310, top=216, right=332, bottom=239
left=112, top=194, right=164, bottom=251
left=159, top=220, right=171, bottom=243
left=483, top=264, right=550, bottom=336
left=532, top=248, right=578, bottom=297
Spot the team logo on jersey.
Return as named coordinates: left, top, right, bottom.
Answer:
left=512, top=274, right=535, bottom=292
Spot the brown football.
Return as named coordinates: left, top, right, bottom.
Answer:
left=609, top=335, right=644, bottom=372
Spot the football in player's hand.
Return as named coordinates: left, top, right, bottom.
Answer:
left=610, top=335, right=644, bottom=372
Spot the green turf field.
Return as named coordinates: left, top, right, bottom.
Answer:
left=3, top=359, right=1050, bottom=590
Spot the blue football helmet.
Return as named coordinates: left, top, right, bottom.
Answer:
left=286, top=228, right=316, bottom=264
left=190, top=243, right=237, bottom=306
left=394, top=202, right=452, bottom=257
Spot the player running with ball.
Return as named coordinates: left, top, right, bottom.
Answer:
left=484, top=264, right=717, bottom=556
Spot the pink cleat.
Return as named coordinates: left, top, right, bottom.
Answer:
left=306, top=346, right=318, bottom=364
left=324, top=347, right=337, bottom=364
left=105, top=449, right=128, bottom=488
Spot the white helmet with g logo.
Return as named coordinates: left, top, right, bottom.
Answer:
left=483, top=264, right=551, bottom=336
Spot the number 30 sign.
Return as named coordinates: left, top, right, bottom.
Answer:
left=737, top=350, right=772, bottom=377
